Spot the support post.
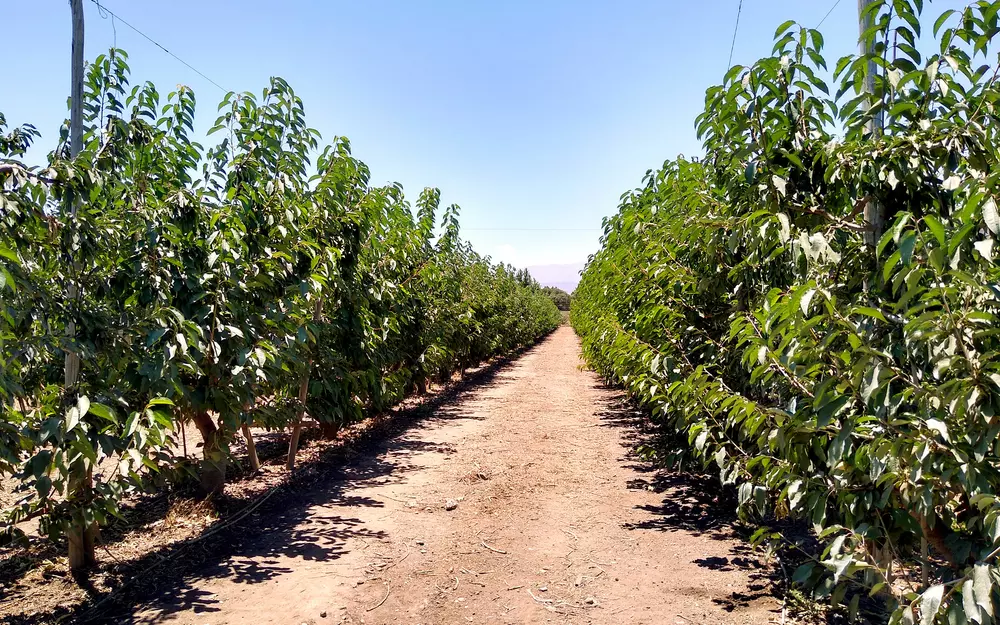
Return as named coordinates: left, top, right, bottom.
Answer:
left=66, top=0, right=96, bottom=573
left=859, top=0, right=885, bottom=247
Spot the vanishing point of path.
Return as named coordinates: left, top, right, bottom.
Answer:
left=135, top=327, right=779, bottom=624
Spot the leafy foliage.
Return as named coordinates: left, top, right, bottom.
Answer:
left=0, top=51, right=559, bottom=562
left=572, top=1, right=1000, bottom=621
left=542, top=286, right=572, bottom=311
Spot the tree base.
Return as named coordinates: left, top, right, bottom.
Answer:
left=192, top=411, right=228, bottom=497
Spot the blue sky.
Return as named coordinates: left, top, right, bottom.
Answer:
left=2, top=0, right=967, bottom=273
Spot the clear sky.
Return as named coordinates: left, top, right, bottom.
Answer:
left=1, top=0, right=968, bottom=271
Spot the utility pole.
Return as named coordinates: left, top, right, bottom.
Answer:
left=66, top=0, right=96, bottom=572
left=858, top=0, right=885, bottom=247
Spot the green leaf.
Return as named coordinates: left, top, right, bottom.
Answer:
left=950, top=223, right=977, bottom=257
left=919, top=584, right=944, bottom=625
left=853, top=306, right=887, bottom=322
left=88, top=403, right=118, bottom=424
left=900, top=232, right=917, bottom=266
left=926, top=418, right=949, bottom=442
left=695, top=430, right=709, bottom=452
left=800, top=288, right=816, bottom=315
left=924, top=215, right=946, bottom=246
left=76, top=396, right=91, bottom=419
left=35, top=474, right=52, bottom=498
left=28, top=451, right=51, bottom=479
left=72, top=436, right=98, bottom=465
left=974, top=239, right=994, bottom=263
left=774, top=20, right=796, bottom=38
left=983, top=197, right=999, bottom=235
left=828, top=426, right=851, bottom=467
left=792, top=563, right=814, bottom=584
left=146, top=327, right=168, bottom=347
left=934, top=10, right=956, bottom=36
left=962, top=579, right=978, bottom=623
left=974, top=563, right=994, bottom=618
left=777, top=213, right=791, bottom=242
left=65, top=407, right=81, bottom=432
left=862, top=364, right=884, bottom=403
left=883, top=251, right=902, bottom=282
left=926, top=62, right=940, bottom=83
left=817, top=396, right=849, bottom=428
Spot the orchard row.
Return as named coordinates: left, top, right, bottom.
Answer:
left=573, top=1, right=1000, bottom=622
left=0, top=52, right=560, bottom=568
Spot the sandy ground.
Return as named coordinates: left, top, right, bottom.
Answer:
left=117, top=326, right=779, bottom=625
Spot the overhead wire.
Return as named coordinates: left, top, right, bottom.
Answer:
left=817, top=0, right=845, bottom=29
left=94, top=0, right=116, bottom=49
left=85, top=0, right=229, bottom=94
left=82, top=3, right=599, bottom=239
left=726, top=0, right=744, bottom=71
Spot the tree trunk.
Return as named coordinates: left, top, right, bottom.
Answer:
left=286, top=373, right=310, bottom=470
left=241, top=423, right=260, bottom=473
left=192, top=411, right=227, bottom=496
left=319, top=422, right=341, bottom=440
left=912, top=511, right=957, bottom=567
left=288, top=297, right=323, bottom=469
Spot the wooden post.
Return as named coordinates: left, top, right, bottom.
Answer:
left=68, top=0, right=84, bottom=167
left=66, top=0, right=96, bottom=573
left=65, top=0, right=84, bottom=384
left=859, top=0, right=885, bottom=247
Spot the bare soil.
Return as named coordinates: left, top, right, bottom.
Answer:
left=3, top=327, right=783, bottom=624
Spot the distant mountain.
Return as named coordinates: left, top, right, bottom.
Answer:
left=527, top=263, right=585, bottom=294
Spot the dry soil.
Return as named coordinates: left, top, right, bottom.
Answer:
left=125, top=326, right=780, bottom=625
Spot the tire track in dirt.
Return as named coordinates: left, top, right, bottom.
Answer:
left=131, top=326, right=779, bottom=624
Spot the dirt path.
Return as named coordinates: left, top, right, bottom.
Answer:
left=132, top=327, right=779, bottom=625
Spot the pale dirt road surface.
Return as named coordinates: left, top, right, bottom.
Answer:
left=131, top=327, right=779, bottom=625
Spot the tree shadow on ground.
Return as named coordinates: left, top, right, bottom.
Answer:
left=592, top=385, right=861, bottom=624
left=3, top=342, right=543, bottom=625
left=592, top=388, right=781, bottom=615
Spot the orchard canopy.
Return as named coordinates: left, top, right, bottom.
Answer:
left=573, top=0, right=1000, bottom=622
left=0, top=51, right=560, bottom=565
